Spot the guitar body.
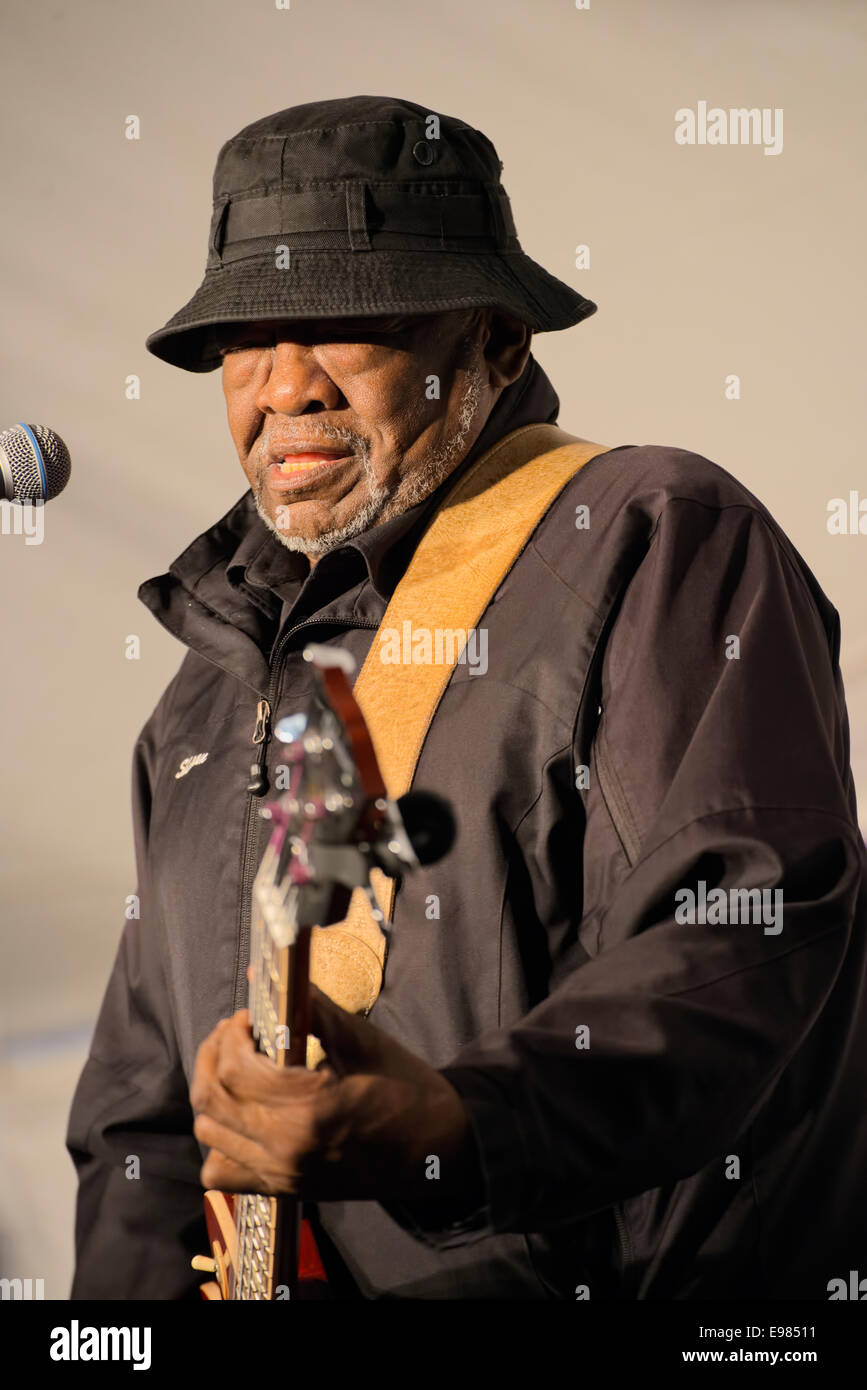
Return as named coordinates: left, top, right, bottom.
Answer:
left=199, top=1191, right=235, bottom=1301
left=199, top=1191, right=329, bottom=1301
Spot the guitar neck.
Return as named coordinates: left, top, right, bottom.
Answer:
left=249, top=848, right=311, bottom=1068
left=194, top=644, right=434, bottom=1304
left=232, top=850, right=311, bottom=1301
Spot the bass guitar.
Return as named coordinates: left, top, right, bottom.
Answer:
left=192, top=642, right=453, bottom=1299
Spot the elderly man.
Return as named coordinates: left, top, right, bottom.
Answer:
left=67, top=94, right=867, bottom=1301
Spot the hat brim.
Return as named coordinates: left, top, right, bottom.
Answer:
left=145, top=249, right=597, bottom=372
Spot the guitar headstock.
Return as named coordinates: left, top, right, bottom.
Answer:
left=252, top=644, right=400, bottom=954
left=247, top=643, right=454, bottom=1063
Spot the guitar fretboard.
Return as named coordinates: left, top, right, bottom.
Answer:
left=233, top=837, right=294, bottom=1299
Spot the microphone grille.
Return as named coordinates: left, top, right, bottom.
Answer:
left=0, top=423, right=71, bottom=502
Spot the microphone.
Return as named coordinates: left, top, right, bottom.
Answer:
left=0, top=424, right=71, bottom=502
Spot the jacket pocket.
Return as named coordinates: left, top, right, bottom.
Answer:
left=593, top=718, right=642, bottom=867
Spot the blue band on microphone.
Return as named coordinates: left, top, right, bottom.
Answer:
left=18, top=423, right=46, bottom=494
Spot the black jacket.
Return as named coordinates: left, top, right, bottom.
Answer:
left=67, top=359, right=867, bottom=1299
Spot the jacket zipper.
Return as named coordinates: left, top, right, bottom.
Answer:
left=231, top=616, right=380, bottom=1012
left=613, top=1202, right=635, bottom=1288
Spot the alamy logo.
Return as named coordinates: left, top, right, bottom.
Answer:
left=827, top=1270, right=867, bottom=1300
left=0, top=1276, right=44, bottom=1299
left=674, top=881, right=783, bottom=935
left=827, top=492, right=867, bottom=535
left=49, top=1320, right=151, bottom=1370
left=0, top=499, right=45, bottom=545
left=378, top=622, right=488, bottom=675
left=675, top=102, right=783, bottom=156
left=175, top=752, right=209, bottom=779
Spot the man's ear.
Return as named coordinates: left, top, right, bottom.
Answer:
left=481, top=309, right=533, bottom=390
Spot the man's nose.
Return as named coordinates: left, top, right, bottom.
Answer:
left=254, top=341, right=343, bottom=415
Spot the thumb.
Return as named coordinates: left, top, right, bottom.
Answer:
left=309, top=985, right=435, bottom=1085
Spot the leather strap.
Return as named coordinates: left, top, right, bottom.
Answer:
left=306, top=421, right=610, bottom=1065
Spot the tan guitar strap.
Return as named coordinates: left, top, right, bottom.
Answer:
left=306, top=421, right=611, bottom=1065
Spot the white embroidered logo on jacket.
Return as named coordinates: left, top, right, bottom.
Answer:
left=174, top=753, right=209, bottom=780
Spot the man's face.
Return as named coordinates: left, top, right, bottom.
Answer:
left=218, top=308, right=513, bottom=557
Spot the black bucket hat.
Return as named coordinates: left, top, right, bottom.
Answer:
left=145, top=94, right=597, bottom=373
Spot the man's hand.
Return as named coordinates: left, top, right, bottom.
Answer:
left=189, top=986, right=484, bottom=1210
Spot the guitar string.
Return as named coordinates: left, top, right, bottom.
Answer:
left=236, top=759, right=305, bottom=1299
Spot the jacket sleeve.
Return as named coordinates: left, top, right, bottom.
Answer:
left=386, top=497, right=863, bottom=1244
left=66, top=723, right=207, bottom=1299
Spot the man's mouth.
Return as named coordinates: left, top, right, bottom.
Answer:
left=266, top=449, right=355, bottom=489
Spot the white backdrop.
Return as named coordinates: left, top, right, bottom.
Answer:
left=1, top=0, right=865, bottom=1296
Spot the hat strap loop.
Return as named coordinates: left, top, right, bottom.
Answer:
left=208, top=200, right=230, bottom=266
left=345, top=181, right=372, bottom=252
left=485, top=184, right=510, bottom=250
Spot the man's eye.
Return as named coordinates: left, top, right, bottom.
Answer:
left=217, top=318, right=413, bottom=356
left=331, top=316, right=413, bottom=334
left=367, top=317, right=412, bottom=333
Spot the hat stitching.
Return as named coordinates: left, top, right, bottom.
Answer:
left=199, top=246, right=535, bottom=266
left=219, top=180, right=495, bottom=203
left=229, top=119, right=474, bottom=142
left=278, top=136, right=287, bottom=243
left=162, top=294, right=509, bottom=325
left=207, top=246, right=521, bottom=272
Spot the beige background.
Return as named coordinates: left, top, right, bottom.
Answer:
left=1, top=0, right=864, bottom=1297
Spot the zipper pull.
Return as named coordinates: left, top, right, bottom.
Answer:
left=247, top=698, right=271, bottom=796
left=252, top=699, right=271, bottom=745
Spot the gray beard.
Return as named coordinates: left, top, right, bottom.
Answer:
left=254, top=352, right=486, bottom=556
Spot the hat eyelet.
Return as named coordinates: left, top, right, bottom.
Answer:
left=412, top=139, right=436, bottom=166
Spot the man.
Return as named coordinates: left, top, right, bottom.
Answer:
left=68, top=94, right=867, bottom=1300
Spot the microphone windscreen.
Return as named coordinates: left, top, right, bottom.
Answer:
left=0, top=423, right=71, bottom=502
